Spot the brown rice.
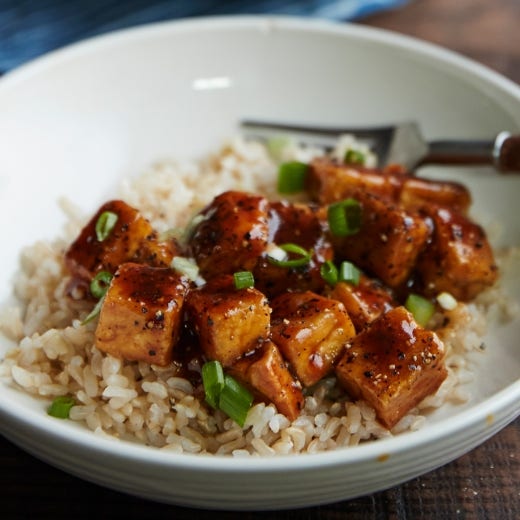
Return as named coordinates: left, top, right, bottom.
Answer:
left=0, top=137, right=516, bottom=456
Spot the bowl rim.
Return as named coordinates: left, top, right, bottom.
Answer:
left=1, top=15, right=519, bottom=99
left=0, top=14, right=519, bottom=473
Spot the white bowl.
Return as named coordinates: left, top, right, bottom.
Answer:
left=0, top=16, right=519, bottom=511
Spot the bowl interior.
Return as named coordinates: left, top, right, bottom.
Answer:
left=0, top=16, right=519, bottom=465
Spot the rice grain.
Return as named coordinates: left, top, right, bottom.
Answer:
left=0, top=137, right=516, bottom=456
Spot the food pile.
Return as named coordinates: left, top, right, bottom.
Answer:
left=61, top=148, right=498, bottom=431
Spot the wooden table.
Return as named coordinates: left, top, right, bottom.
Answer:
left=364, top=0, right=520, bottom=85
left=1, top=0, right=519, bottom=518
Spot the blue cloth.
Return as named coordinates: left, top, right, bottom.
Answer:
left=0, top=0, right=409, bottom=73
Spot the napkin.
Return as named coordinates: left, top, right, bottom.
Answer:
left=0, top=0, right=410, bottom=72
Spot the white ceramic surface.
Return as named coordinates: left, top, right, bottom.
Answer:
left=0, top=16, right=519, bottom=511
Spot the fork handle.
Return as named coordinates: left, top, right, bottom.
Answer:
left=422, top=132, right=520, bottom=172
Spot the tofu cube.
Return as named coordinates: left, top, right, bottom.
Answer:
left=307, top=158, right=471, bottom=216
left=271, top=291, right=356, bottom=387
left=332, top=193, right=430, bottom=288
left=65, top=199, right=176, bottom=283
left=230, top=341, right=304, bottom=421
left=95, top=263, right=188, bottom=366
left=185, top=275, right=271, bottom=367
left=254, top=201, right=334, bottom=297
left=328, top=275, right=396, bottom=331
left=190, top=191, right=269, bottom=279
left=400, top=177, right=471, bottom=214
left=414, top=206, right=498, bottom=301
left=335, top=306, right=447, bottom=429
left=306, top=158, right=401, bottom=204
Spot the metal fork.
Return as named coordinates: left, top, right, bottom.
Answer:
left=240, top=120, right=520, bottom=173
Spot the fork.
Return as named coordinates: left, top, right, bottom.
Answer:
left=240, top=120, right=520, bottom=173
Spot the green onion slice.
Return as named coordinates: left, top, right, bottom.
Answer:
left=320, top=260, right=338, bottom=285
left=219, top=375, right=253, bottom=428
left=90, top=271, right=113, bottom=299
left=344, top=149, right=366, bottom=165
left=327, top=198, right=362, bottom=237
left=95, top=211, right=118, bottom=242
left=171, top=256, right=200, bottom=282
left=201, top=361, right=253, bottom=426
left=233, top=271, right=255, bottom=290
left=277, top=161, right=308, bottom=194
left=47, top=395, right=75, bottom=419
left=338, top=261, right=361, bottom=285
left=266, top=135, right=292, bottom=162
left=202, top=360, right=225, bottom=410
left=405, top=293, right=435, bottom=327
left=81, top=296, right=105, bottom=325
left=267, top=243, right=312, bottom=268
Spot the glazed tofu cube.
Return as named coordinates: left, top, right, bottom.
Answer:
left=400, top=177, right=471, bottom=214
left=306, top=158, right=401, bottom=204
left=230, top=341, right=304, bottom=421
left=306, top=157, right=471, bottom=216
left=254, top=201, right=334, bottom=297
left=332, top=193, right=430, bottom=288
left=328, top=275, right=396, bottom=331
left=185, top=275, right=271, bottom=367
left=307, top=158, right=471, bottom=214
left=414, top=206, right=498, bottom=300
left=95, top=263, right=188, bottom=366
left=271, top=291, right=356, bottom=387
left=65, top=200, right=176, bottom=283
left=335, top=306, right=447, bottom=429
left=189, top=191, right=269, bottom=279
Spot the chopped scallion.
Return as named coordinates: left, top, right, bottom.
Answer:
left=436, top=291, right=457, bottom=311
left=277, top=161, right=308, bottom=194
left=267, top=243, right=312, bottom=268
left=265, top=243, right=287, bottom=262
left=202, top=360, right=225, bottom=409
left=266, top=135, right=292, bottom=162
left=81, top=296, right=105, bottom=325
left=344, top=149, right=366, bottom=165
left=95, top=211, right=118, bottom=242
left=233, top=271, right=255, bottom=289
left=405, top=293, right=435, bottom=327
left=320, top=260, right=338, bottom=285
left=219, top=375, right=253, bottom=428
left=47, top=395, right=75, bottom=419
left=338, top=261, right=361, bottom=285
left=90, top=271, right=113, bottom=299
left=171, top=256, right=200, bottom=282
left=201, top=361, right=253, bottom=426
left=182, top=214, right=206, bottom=244
left=327, top=198, right=362, bottom=237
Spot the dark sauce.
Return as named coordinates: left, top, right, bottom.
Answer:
left=171, top=322, right=206, bottom=386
